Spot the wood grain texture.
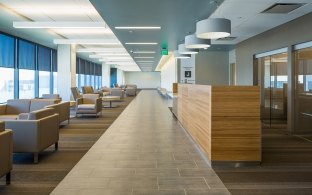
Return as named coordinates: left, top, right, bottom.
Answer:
left=177, top=84, right=261, bottom=162
left=172, top=83, right=178, bottom=93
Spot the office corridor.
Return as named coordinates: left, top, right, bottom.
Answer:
left=52, top=90, right=229, bottom=195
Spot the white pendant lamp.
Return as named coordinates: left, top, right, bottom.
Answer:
left=185, top=34, right=211, bottom=49
left=178, top=44, right=198, bottom=54
left=173, top=50, right=191, bottom=59
left=196, top=18, right=231, bottom=39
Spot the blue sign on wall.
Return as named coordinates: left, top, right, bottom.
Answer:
left=110, top=68, right=117, bottom=88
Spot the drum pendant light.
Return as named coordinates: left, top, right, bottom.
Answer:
left=178, top=44, right=198, bottom=54
left=185, top=34, right=211, bottom=49
left=196, top=18, right=231, bottom=39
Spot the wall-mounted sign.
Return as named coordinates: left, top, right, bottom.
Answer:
left=185, top=71, right=191, bottom=78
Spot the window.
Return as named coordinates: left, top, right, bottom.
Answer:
left=0, top=67, right=14, bottom=103
left=53, top=72, right=57, bottom=93
left=38, top=46, right=51, bottom=96
left=39, top=71, right=50, bottom=96
left=19, top=69, right=35, bottom=98
left=18, top=40, right=35, bottom=98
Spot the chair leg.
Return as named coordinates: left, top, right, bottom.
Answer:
left=6, top=172, right=11, bottom=185
left=55, top=142, right=59, bottom=151
left=34, top=153, right=39, bottom=163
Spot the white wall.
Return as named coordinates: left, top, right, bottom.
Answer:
left=124, top=72, right=161, bottom=89
left=102, top=63, right=110, bottom=87
left=195, top=51, right=229, bottom=85
left=160, top=56, right=177, bottom=92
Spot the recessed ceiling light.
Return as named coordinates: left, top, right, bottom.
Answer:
left=76, top=48, right=126, bottom=53
left=136, top=61, right=154, bottom=63
left=13, top=21, right=107, bottom=29
left=125, top=42, right=158, bottom=45
left=173, top=50, right=191, bottom=59
left=115, top=26, right=161, bottom=30
left=134, top=57, right=155, bottom=59
left=133, top=51, right=156, bottom=54
left=53, top=39, right=121, bottom=45
left=95, top=53, right=129, bottom=56
left=178, top=44, right=198, bottom=54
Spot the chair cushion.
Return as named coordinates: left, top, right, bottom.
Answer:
left=82, top=94, right=99, bottom=104
left=0, top=115, right=18, bottom=121
left=6, top=99, right=31, bottom=114
left=77, top=104, right=96, bottom=110
left=28, top=108, right=56, bottom=120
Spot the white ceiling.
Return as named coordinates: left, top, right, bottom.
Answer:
left=212, top=0, right=312, bottom=45
left=0, top=0, right=140, bottom=71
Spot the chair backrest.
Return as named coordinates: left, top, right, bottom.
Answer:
left=6, top=99, right=31, bottom=114
left=71, top=87, right=81, bottom=100
left=82, top=86, right=94, bottom=94
left=82, top=94, right=99, bottom=104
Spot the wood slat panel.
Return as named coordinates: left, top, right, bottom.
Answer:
left=177, top=84, right=261, bottom=163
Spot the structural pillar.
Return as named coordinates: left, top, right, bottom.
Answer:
left=102, top=63, right=110, bottom=87
left=57, top=44, right=76, bottom=101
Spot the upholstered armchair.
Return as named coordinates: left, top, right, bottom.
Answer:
left=0, top=121, right=13, bottom=184
left=82, top=86, right=103, bottom=96
left=125, top=87, right=136, bottom=96
left=76, top=94, right=102, bottom=117
left=110, top=88, right=125, bottom=99
left=5, top=108, right=59, bottom=163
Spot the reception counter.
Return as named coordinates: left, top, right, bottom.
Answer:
left=177, top=84, right=261, bottom=164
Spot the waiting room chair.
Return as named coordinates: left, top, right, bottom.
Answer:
left=71, top=87, right=82, bottom=101
left=0, top=121, right=13, bottom=184
left=76, top=94, right=102, bottom=118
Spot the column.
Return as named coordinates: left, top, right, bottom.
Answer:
left=102, top=63, right=110, bottom=87
left=57, top=44, right=76, bottom=101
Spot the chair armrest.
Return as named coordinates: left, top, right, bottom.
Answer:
left=0, top=130, right=13, bottom=175
left=96, top=98, right=102, bottom=112
left=0, top=104, right=7, bottom=115
left=76, top=98, right=83, bottom=105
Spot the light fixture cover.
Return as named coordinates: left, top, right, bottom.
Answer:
left=196, top=18, right=231, bottom=39
left=185, top=34, right=211, bottom=49
left=173, top=50, right=191, bottom=59
left=178, top=44, right=198, bottom=54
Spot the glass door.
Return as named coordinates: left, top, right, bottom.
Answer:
left=258, top=52, right=288, bottom=128
left=294, top=47, right=312, bottom=133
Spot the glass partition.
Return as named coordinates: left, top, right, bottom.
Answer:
left=294, top=47, right=312, bottom=133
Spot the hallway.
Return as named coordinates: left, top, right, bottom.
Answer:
left=52, top=90, right=229, bottom=195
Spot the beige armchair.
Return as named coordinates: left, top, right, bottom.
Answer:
left=0, top=121, right=13, bottom=184
left=71, top=87, right=82, bottom=101
left=41, top=94, right=62, bottom=103
left=76, top=94, right=102, bottom=117
left=126, top=87, right=136, bottom=96
left=82, top=86, right=103, bottom=96
left=110, top=88, right=125, bottom=99
left=5, top=108, right=59, bottom=163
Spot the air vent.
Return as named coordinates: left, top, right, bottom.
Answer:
left=262, top=3, right=305, bottom=14
left=216, top=37, right=237, bottom=41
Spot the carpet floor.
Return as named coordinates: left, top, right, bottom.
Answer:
left=215, top=127, right=312, bottom=195
left=0, top=96, right=135, bottom=195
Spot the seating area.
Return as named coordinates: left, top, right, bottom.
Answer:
left=0, top=85, right=137, bottom=187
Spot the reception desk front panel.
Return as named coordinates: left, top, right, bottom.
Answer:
left=177, top=84, right=261, bottom=163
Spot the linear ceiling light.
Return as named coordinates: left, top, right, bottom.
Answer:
left=95, top=53, right=129, bottom=56
left=196, top=18, right=231, bottom=39
left=185, top=34, right=211, bottom=49
left=54, top=39, right=121, bottom=45
left=133, top=51, right=156, bottom=54
left=125, top=42, right=158, bottom=45
left=136, top=61, right=154, bottom=63
left=13, top=22, right=107, bottom=29
left=115, top=26, right=161, bottom=30
left=90, top=54, right=129, bottom=58
left=134, top=57, right=155, bottom=59
left=77, top=48, right=126, bottom=53
left=173, top=50, right=191, bottom=59
left=178, top=44, right=198, bottom=54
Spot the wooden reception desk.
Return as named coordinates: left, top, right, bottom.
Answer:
left=177, top=84, right=261, bottom=164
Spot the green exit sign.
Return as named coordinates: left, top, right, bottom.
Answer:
left=161, top=48, right=168, bottom=55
